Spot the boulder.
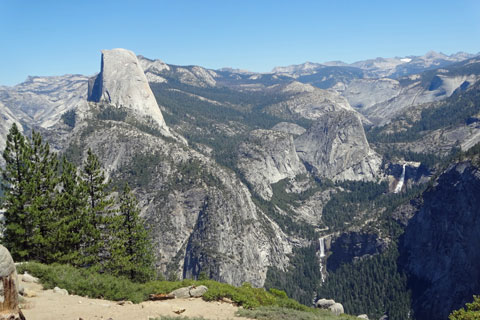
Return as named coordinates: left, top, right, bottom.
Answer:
left=0, top=246, right=15, bottom=278
left=169, top=285, right=209, bottom=298
left=189, top=285, right=208, bottom=297
left=316, top=298, right=336, bottom=309
left=169, top=287, right=192, bottom=299
left=328, top=302, right=344, bottom=316
left=0, top=245, right=20, bottom=317
left=53, top=286, right=69, bottom=295
left=23, top=289, right=37, bottom=298
left=357, top=314, right=369, bottom=319
left=21, top=272, right=39, bottom=283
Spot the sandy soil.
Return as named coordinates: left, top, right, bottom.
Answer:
left=19, top=276, right=248, bottom=320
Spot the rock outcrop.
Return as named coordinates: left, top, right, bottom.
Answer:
left=0, top=245, right=21, bottom=319
left=316, top=298, right=344, bottom=316
left=87, top=48, right=169, bottom=133
left=271, top=122, right=306, bottom=136
left=237, top=129, right=307, bottom=200
left=398, top=161, right=480, bottom=320
left=295, top=109, right=382, bottom=181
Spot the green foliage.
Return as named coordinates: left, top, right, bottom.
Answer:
left=321, top=181, right=388, bottom=231
left=105, top=183, right=156, bottom=282
left=50, top=157, right=88, bottom=265
left=265, top=243, right=321, bottom=306
left=1, top=123, right=32, bottom=259
left=1, top=127, right=155, bottom=280
left=449, top=295, right=480, bottom=320
left=79, top=148, right=114, bottom=267
left=96, top=105, right=128, bottom=121
left=115, top=152, right=164, bottom=188
left=28, top=131, right=60, bottom=262
left=0, top=125, right=60, bottom=261
left=61, top=109, right=76, bottom=128
left=317, top=247, right=411, bottom=320
left=237, top=306, right=357, bottom=320
left=251, top=177, right=321, bottom=238
left=17, top=262, right=321, bottom=312
left=150, top=82, right=311, bottom=172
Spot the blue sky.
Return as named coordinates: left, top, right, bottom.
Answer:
left=1, top=0, right=479, bottom=85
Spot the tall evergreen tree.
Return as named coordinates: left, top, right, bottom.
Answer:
left=28, top=131, right=59, bottom=262
left=51, top=157, right=88, bottom=265
left=106, top=183, right=155, bottom=282
left=80, top=148, right=113, bottom=267
left=0, top=123, right=32, bottom=260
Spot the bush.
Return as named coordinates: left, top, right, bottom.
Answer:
left=15, top=262, right=321, bottom=313
left=449, top=295, right=480, bottom=320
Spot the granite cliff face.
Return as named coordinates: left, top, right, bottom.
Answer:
left=237, top=129, right=306, bottom=200
left=88, top=49, right=169, bottom=133
left=0, top=75, right=89, bottom=129
left=295, top=109, right=382, bottom=181
left=74, top=50, right=292, bottom=286
left=397, top=161, right=480, bottom=320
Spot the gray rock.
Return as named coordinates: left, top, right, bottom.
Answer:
left=0, top=245, right=15, bottom=278
left=357, top=314, right=369, bottom=319
left=316, top=298, right=336, bottom=309
left=400, top=162, right=480, bottom=320
left=53, top=286, right=68, bottom=295
left=271, top=122, right=306, bottom=136
left=169, top=286, right=192, bottom=299
left=189, top=285, right=208, bottom=297
left=21, top=272, right=39, bottom=283
left=87, top=48, right=169, bottom=134
left=295, top=109, right=381, bottom=182
left=328, top=302, right=344, bottom=316
left=237, top=129, right=307, bottom=200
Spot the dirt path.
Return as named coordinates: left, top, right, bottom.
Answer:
left=20, top=276, right=248, bottom=320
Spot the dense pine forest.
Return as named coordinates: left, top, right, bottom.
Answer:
left=0, top=124, right=155, bottom=282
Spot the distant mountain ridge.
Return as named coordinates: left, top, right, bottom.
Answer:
left=2, top=48, right=480, bottom=319
left=271, top=51, right=478, bottom=78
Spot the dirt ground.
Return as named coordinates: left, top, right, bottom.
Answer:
left=19, top=275, right=248, bottom=320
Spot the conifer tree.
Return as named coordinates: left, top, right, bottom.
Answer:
left=106, top=183, right=155, bottom=282
left=28, top=131, right=59, bottom=262
left=51, top=157, right=88, bottom=264
left=80, top=148, right=113, bottom=267
left=0, top=123, right=33, bottom=260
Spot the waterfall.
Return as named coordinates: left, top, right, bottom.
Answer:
left=394, top=164, right=406, bottom=194
left=319, top=237, right=325, bottom=258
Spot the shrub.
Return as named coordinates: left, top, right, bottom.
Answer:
left=15, top=262, right=321, bottom=313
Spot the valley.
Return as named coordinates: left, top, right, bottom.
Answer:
left=1, top=48, right=480, bottom=320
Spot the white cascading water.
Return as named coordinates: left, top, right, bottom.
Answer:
left=319, top=237, right=326, bottom=258
left=394, top=164, right=406, bottom=193
left=318, top=237, right=326, bottom=282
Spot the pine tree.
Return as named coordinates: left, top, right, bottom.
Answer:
left=28, top=131, right=59, bottom=262
left=80, top=148, right=113, bottom=267
left=51, top=157, right=88, bottom=265
left=0, top=124, right=33, bottom=260
left=106, top=183, right=155, bottom=282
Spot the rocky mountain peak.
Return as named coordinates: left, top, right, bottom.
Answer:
left=295, top=109, right=382, bottom=181
left=87, top=48, right=169, bottom=133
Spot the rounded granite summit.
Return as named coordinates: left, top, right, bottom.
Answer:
left=87, top=48, right=169, bottom=133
